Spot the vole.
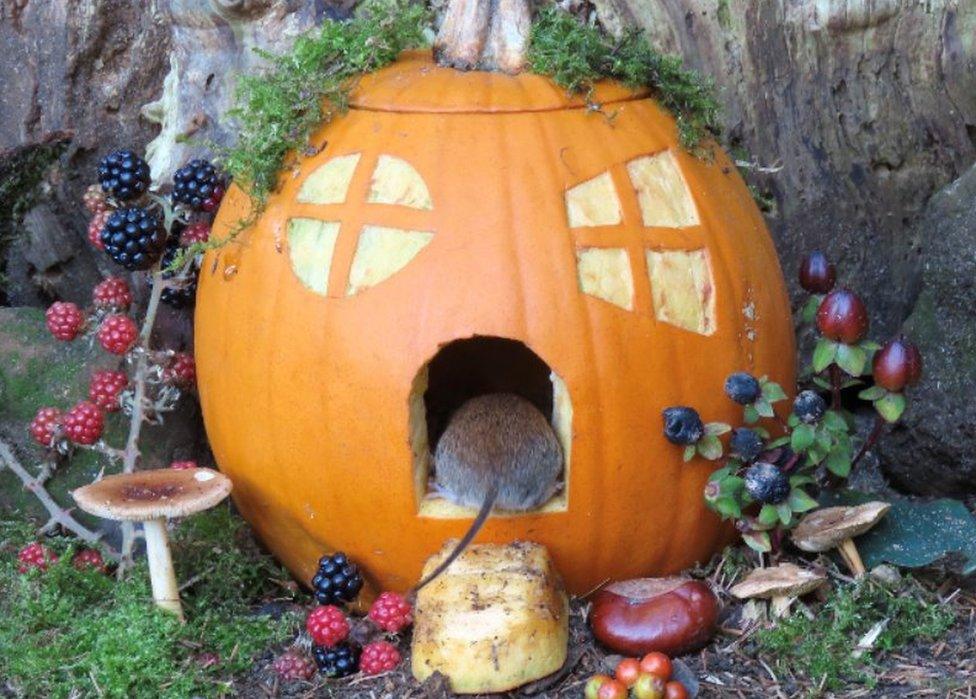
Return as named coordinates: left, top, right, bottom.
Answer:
left=415, top=392, right=563, bottom=590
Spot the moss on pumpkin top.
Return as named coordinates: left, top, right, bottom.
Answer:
left=220, top=0, right=720, bottom=208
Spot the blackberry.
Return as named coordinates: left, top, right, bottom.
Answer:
left=729, top=427, right=764, bottom=461
left=312, top=552, right=364, bottom=605
left=98, top=149, right=151, bottom=201
left=312, top=642, right=359, bottom=678
left=744, top=462, right=790, bottom=504
left=101, top=207, right=166, bottom=270
left=662, top=406, right=704, bottom=446
left=793, top=390, right=827, bottom=424
left=157, top=241, right=199, bottom=308
left=172, top=159, right=222, bottom=211
left=724, top=372, right=761, bottom=405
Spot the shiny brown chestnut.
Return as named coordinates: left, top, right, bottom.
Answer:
left=872, top=336, right=922, bottom=392
left=588, top=577, right=719, bottom=656
left=799, top=251, right=836, bottom=294
left=816, top=288, right=869, bottom=344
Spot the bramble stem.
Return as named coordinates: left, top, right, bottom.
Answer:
left=851, top=414, right=885, bottom=469
left=829, top=364, right=842, bottom=410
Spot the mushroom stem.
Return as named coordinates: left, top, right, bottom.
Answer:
left=837, top=538, right=866, bottom=577
left=143, top=519, right=184, bottom=620
left=770, top=595, right=793, bottom=618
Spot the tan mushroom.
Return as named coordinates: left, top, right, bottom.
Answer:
left=730, top=563, right=827, bottom=617
left=73, top=467, right=232, bottom=620
left=791, top=502, right=890, bottom=578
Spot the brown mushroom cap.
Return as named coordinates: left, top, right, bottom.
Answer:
left=72, top=468, right=232, bottom=521
left=730, top=563, right=826, bottom=600
left=791, top=501, right=891, bottom=552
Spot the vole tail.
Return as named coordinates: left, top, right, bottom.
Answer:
left=414, top=481, right=499, bottom=592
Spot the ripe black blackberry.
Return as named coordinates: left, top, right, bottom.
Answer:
left=311, top=552, right=363, bottom=605
left=157, top=241, right=198, bottom=308
left=100, top=207, right=166, bottom=270
left=172, top=159, right=222, bottom=211
left=98, top=149, right=151, bottom=201
left=312, top=642, right=359, bottom=678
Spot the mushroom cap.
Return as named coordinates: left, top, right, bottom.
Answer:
left=791, top=501, right=891, bottom=552
left=72, top=467, right=232, bottom=521
left=730, top=563, right=826, bottom=600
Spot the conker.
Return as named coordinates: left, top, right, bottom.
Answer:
left=799, top=251, right=836, bottom=294
left=589, top=577, right=719, bottom=657
left=816, top=289, right=869, bottom=344
left=872, top=336, right=922, bottom=392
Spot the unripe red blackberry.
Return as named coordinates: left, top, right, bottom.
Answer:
left=273, top=649, right=315, bottom=681
left=97, top=315, right=138, bottom=355
left=17, top=542, right=58, bottom=573
left=368, top=591, right=413, bottom=633
left=88, top=210, right=111, bottom=250
left=45, top=302, right=85, bottom=341
left=72, top=548, right=107, bottom=572
left=359, top=640, right=401, bottom=675
left=799, top=251, right=836, bottom=294
left=83, top=184, right=109, bottom=214
left=872, top=337, right=923, bottom=392
left=89, top=370, right=129, bottom=412
left=180, top=221, right=210, bottom=246
left=92, top=277, right=133, bottom=310
left=816, top=289, right=869, bottom=344
left=170, top=460, right=197, bottom=470
left=306, top=605, right=350, bottom=647
left=164, top=352, right=196, bottom=387
left=63, top=401, right=105, bottom=445
left=29, top=407, right=62, bottom=446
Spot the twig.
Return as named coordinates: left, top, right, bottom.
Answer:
left=0, top=438, right=119, bottom=559
left=829, top=364, right=842, bottom=410
left=851, top=414, right=885, bottom=468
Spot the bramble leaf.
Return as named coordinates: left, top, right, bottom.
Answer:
left=813, top=338, right=839, bottom=372
left=875, top=393, right=907, bottom=423
left=835, top=343, right=867, bottom=376
left=697, top=435, right=723, bottom=460
left=742, top=530, right=772, bottom=553
left=791, top=424, right=815, bottom=452
left=789, top=488, right=819, bottom=512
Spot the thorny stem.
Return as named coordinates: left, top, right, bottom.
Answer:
left=829, top=364, right=842, bottom=410
left=851, top=414, right=886, bottom=469
left=0, top=438, right=120, bottom=560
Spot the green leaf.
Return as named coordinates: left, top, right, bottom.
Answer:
left=875, top=393, right=907, bottom=423
left=754, top=427, right=771, bottom=439
left=719, top=475, right=745, bottom=496
left=743, top=405, right=759, bottom=424
left=821, top=410, right=848, bottom=433
left=858, top=385, right=887, bottom=401
left=789, top=474, right=816, bottom=488
left=758, top=503, right=780, bottom=526
left=742, top=530, right=772, bottom=553
left=761, top=381, right=787, bottom=402
left=815, top=426, right=834, bottom=452
left=755, top=396, right=775, bottom=418
left=800, top=295, right=821, bottom=324
left=826, top=446, right=852, bottom=477
left=697, top=435, right=723, bottom=460
left=683, top=444, right=697, bottom=462
left=820, top=490, right=976, bottom=575
left=713, top=496, right=742, bottom=519
left=767, top=435, right=789, bottom=448
left=791, top=424, right=815, bottom=452
left=708, top=465, right=732, bottom=481
left=777, top=503, right=793, bottom=526
left=812, top=376, right=832, bottom=390
left=704, top=422, right=731, bottom=436
left=788, top=488, right=819, bottom=512
left=860, top=340, right=882, bottom=351
left=812, top=338, right=839, bottom=372
left=835, top=343, right=867, bottom=376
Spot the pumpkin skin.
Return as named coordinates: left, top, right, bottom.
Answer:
left=195, top=51, right=795, bottom=594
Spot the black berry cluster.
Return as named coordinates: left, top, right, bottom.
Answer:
left=312, top=643, right=359, bottom=678
left=172, top=159, right=223, bottom=211
left=157, top=241, right=199, bottom=308
left=100, top=207, right=166, bottom=270
left=98, top=150, right=151, bottom=201
left=311, top=552, right=364, bottom=605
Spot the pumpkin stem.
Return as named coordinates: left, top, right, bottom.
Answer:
left=434, top=0, right=531, bottom=73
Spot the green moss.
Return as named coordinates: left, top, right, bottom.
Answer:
left=755, top=576, right=955, bottom=691
left=0, top=507, right=299, bottom=698
left=527, top=7, right=720, bottom=153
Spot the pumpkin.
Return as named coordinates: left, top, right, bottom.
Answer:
left=195, top=38, right=794, bottom=594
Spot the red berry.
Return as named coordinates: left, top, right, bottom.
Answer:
left=272, top=649, right=315, bottom=681
left=17, top=542, right=57, bottom=573
left=72, top=548, right=106, bottom=572
left=180, top=222, right=211, bottom=246
left=639, top=652, right=672, bottom=680
left=359, top=640, right=401, bottom=675
left=164, top=352, right=196, bottom=387
left=63, top=401, right=105, bottom=445
left=615, top=658, right=641, bottom=687
left=45, top=302, right=85, bottom=341
left=306, top=605, right=349, bottom=648
left=664, top=681, right=689, bottom=699
left=872, top=336, right=923, bottom=392
left=799, top=251, right=836, bottom=294
left=633, top=673, right=666, bottom=699
left=597, top=679, right=628, bottom=699
left=87, top=210, right=111, bottom=250
left=89, top=370, right=128, bottom=412
left=83, top=184, right=109, bottom=214
left=29, top=407, right=62, bottom=447
left=201, top=185, right=225, bottom=213
left=585, top=675, right=613, bottom=699
left=368, top=591, right=413, bottom=633
left=170, top=460, right=197, bottom=470
left=816, top=289, right=869, bottom=344
left=98, top=315, right=138, bottom=355
left=92, top=277, right=133, bottom=310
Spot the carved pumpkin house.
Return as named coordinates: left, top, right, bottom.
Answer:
left=195, top=48, right=794, bottom=594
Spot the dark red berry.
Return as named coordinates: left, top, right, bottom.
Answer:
left=816, top=289, right=869, bottom=344
left=201, top=184, right=225, bottom=213
left=29, top=407, right=62, bottom=446
left=98, top=315, right=138, bottom=355
left=18, top=542, right=58, bottom=573
left=872, top=337, right=923, bottom=392
left=92, top=277, right=133, bottom=310
left=369, top=591, right=413, bottom=633
left=88, top=210, right=111, bottom=250
left=273, top=650, right=315, bottom=681
left=170, top=460, right=197, bottom=470
left=799, top=251, right=836, bottom=294
left=72, top=548, right=107, bottom=572
left=88, top=370, right=129, bottom=412
left=180, top=221, right=210, bottom=246
left=46, top=302, right=85, bottom=341
left=359, top=640, right=401, bottom=675
left=63, top=401, right=105, bottom=445
left=164, top=352, right=196, bottom=387
left=306, top=605, right=349, bottom=648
